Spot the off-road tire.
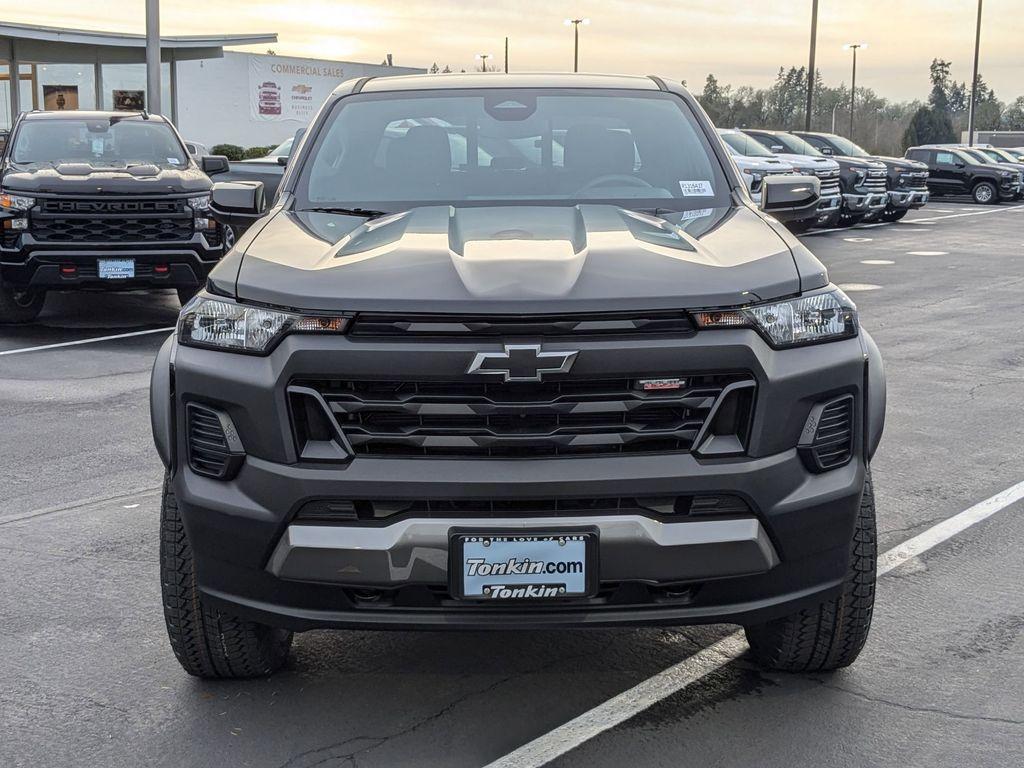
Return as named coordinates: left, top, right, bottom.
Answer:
left=0, top=281, right=45, bottom=324
left=160, top=473, right=293, bottom=678
left=972, top=180, right=998, bottom=205
left=881, top=209, right=908, bottom=222
left=744, top=469, right=877, bottom=672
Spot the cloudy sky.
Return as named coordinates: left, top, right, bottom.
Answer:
left=16, top=1, right=1024, bottom=101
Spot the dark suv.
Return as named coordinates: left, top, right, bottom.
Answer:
left=151, top=74, right=885, bottom=679
left=905, top=146, right=1022, bottom=204
left=742, top=129, right=889, bottom=225
left=794, top=131, right=929, bottom=222
left=0, top=111, right=233, bottom=322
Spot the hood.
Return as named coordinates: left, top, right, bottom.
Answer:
left=731, top=155, right=794, bottom=173
left=831, top=156, right=886, bottom=170
left=874, top=156, right=927, bottom=171
left=773, top=153, right=840, bottom=173
left=0, top=162, right=211, bottom=196
left=232, top=204, right=814, bottom=313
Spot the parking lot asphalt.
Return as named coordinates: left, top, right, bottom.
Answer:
left=1, top=201, right=1022, bottom=768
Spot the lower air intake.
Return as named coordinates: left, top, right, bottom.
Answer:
left=799, top=394, right=855, bottom=472
left=186, top=403, right=245, bottom=479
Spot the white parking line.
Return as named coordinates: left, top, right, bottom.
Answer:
left=906, top=204, right=1024, bottom=223
left=0, top=326, right=174, bottom=356
left=483, top=478, right=1024, bottom=768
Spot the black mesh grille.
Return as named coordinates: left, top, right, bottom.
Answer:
left=32, top=198, right=193, bottom=243
left=810, top=395, right=854, bottom=470
left=349, top=312, right=696, bottom=338
left=293, top=494, right=753, bottom=523
left=186, top=403, right=236, bottom=479
left=294, top=374, right=753, bottom=458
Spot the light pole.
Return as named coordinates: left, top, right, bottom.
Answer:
left=475, top=53, right=492, bottom=73
left=564, top=18, right=590, bottom=73
left=145, top=0, right=161, bottom=114
left=843, top=43, right=867, bottom=140
left=831, top=102, right=840, bottom=133
left=967, top=0, right=983, bottom=146
left=805, top=0, right=819, bottom=131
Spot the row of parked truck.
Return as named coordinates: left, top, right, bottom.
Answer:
left=719, top=128, right=1024, bottom=232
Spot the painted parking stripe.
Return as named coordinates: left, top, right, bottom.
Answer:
left=906, top=204, right=1024, bottom=223
left=0, top=326, right=174, bottom=356
left=483, top=478, right=1024, bottom=768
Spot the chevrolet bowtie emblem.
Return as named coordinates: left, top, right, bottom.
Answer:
left=467, top=344, right=579, bottom=382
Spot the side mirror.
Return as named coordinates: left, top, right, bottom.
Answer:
left=759, top=175, right=821, bottom=222
left=210, top=180, right=266, bottom=232
left=201, top=155, right=230, bottom=175
left=954, top=161, right=965, bottom=168
left=276, top=155, right=288, bottom=166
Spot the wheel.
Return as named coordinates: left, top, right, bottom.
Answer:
left=744, top=468, right=877, bottom=672
left=177, top=285, right=201, bottom=306
left=785, top=219, right=813, bottom=235
left=837, top=212, right=864, bottom=228
left=160, top=472, right=293, bottom=678
left=0, top=280, right=45, bottom=324
left=881, top=209, right=908, bottom=222
left=972, top=181, right=998, bottom=205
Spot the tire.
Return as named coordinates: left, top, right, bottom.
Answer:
left=160, top=473, right=293, bottom=678
left=0, top=280, right=45, bottom=324
left=837, top=211, right=864, bottom=228
left=745, top=468, right=877, bottom=672
left=881, top=209, right=908, bottom=222
left=972, top=181, right=998, bottom=205
left=177, top=285, right=201, bottom=306
left=785, top=219, right=813, bottom=235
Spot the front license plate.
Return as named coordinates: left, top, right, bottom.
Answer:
left=98, top=258, right=135, bottom=279
left=452, top=531, right=597, bottom=601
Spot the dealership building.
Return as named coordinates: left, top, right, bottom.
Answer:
left=0, top=22, right=425, bottom=149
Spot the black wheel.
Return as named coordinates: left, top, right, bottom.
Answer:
left=837, top=211, right=864, bottom=228
left=785, top=219, right=813, bottom=235
left=881, top=209, right=908, bottom=222
left=160, top=473, right=293, bottom=678
left=972, top=181, right=998, bottom=205
left=177, top=285, right=201, bottom=306
left=745, top=468, right=877, bottom=672
left=0, top=280, right=45, bottom=324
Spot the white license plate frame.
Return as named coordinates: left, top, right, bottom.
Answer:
left=97, top=258, right=136, bottom=279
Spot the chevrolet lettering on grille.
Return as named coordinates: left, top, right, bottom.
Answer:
left=467, top=344, right=578, bottom=382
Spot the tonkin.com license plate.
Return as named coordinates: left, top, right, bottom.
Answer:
left=452, top=531, right=597, bottom=601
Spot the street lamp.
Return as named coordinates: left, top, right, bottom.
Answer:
left=843, top=43, right=867, bottom=140
left=475, top=53, right=492, bottom=73
left=564, top=18, right=590, bottom=73
left=967, top=0, right=983, bottom=146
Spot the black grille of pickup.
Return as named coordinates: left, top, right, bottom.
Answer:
left=294, top=374, right=753, bottom=458
left=899, top=171, right=929, bottom=191
left=349, top=312, right=695, bottom=338
left=293, top=494, right=753, bottom=523
left=32, top=198, right=193, bottom=243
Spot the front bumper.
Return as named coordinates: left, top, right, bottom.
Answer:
left=155, top=327, right=885, bottom=631
left=887, top=189, right=930, bottom=209
left=843, top=192, right=889, bottom=213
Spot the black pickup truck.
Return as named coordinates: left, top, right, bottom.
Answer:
left=905, top=146, right=1022, bottom=204
left=0, top=111, right=233, bottom=323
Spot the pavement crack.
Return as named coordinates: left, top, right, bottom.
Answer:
left=811, top=679, right=1024, bottom=727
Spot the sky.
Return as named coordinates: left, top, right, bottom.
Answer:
left=14, top=1, right=1024, bottom=102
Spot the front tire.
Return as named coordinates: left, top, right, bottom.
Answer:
left=972, top=181, right=998, bottom=205
left=745, top=469, right=877, bottom=672
left=881, top=208, right=908, bottom=222
left=0, top=280, right=45, bottom=324
left=160, top=473, right=293, bottom=678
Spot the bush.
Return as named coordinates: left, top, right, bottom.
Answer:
left=242, top=145, right=274, bottom=159
left=211, top=143, right=245, bottom=161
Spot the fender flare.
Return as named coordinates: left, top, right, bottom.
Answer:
left=150, top=335, right=176, bottom=470
left=860, top=329, right=886, bottom=460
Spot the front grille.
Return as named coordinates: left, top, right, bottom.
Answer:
left=801, top=395, right=854, bottom=472
left=32, top=197, right=194, bottom=243
left=293, top=493, right=753, bottom=523
left=294, top=374, right=754, bottom=458
left=862, top=171, right=887, bottom=194
left=349, top=311, right=696, bottom=338
left=898, top=171, right=929, bottom=191
left=186, top=403, right=243, bottom=479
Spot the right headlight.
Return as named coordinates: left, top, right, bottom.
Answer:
left=178, top=295, right=349, bottom=354
left=694, top=288, right=858, bottom=348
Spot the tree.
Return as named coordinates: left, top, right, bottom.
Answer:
left=928, top=59, right=953, bottom=115
left=1000, top=97, right=1024, bottom=130
left=698, top=74, right=731, bottom=124
left=429, top=62, right=440, bottom=74
left=902, top=106, right=954, bottom=146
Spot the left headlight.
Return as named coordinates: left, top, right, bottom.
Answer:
left=0, top=193, right=35, bottom=211
left=178, top=295, right=349, bottom=354
left=694, top=288, right=858, bottom=348
left=188, top=194, right=212, bottom=211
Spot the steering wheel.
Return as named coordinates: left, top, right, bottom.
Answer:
left=575, top=174, right=655, bottom=194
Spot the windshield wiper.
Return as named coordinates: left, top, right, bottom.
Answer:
left=300, top=206, right=391, bottom=218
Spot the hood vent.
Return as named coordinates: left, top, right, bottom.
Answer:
left=349, top=311, right=696, bottom=338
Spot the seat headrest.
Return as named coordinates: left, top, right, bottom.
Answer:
left=385, top=125, right=452, bottom=176
left=563, top=124, right=635, bottom=175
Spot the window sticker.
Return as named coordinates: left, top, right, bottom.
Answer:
left=92, top=138, right=105, bottom=154
left=678, top=207, right=714, bottom=221
left=168, top=158, right=180, bottom=165
left=679, top=180, right=714, bottom=197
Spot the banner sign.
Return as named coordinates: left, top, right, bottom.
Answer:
left=248, top=56, right=348, bottom=122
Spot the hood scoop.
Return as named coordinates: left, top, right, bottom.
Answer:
left=53, top=162, right=160, bottom=177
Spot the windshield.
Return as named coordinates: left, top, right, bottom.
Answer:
left=296, top=89, right=730, bottom=212
left=268, top=137, right=293, bottom=157
left=960, top=149, right=992, bottom=164
left=719, top=131, right=774, bottom=157
left=752, top=132, right=823, bottom=157
left=11, top=118, right=188, bottom=167
left=824, top=135, right=870, bottom=157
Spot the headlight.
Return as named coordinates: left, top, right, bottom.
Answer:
left=178, top=295, right=349, bottom=354
left=693, top=289, right=858, bottom=348
left=999, top=171, right=1012, bottom=178
left=188, top=194, right=212, bottom=211
left=0, top=193, right=35, bottom=210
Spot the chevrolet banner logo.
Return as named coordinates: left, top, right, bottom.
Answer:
left=467, top=344, right=578, bottom=382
